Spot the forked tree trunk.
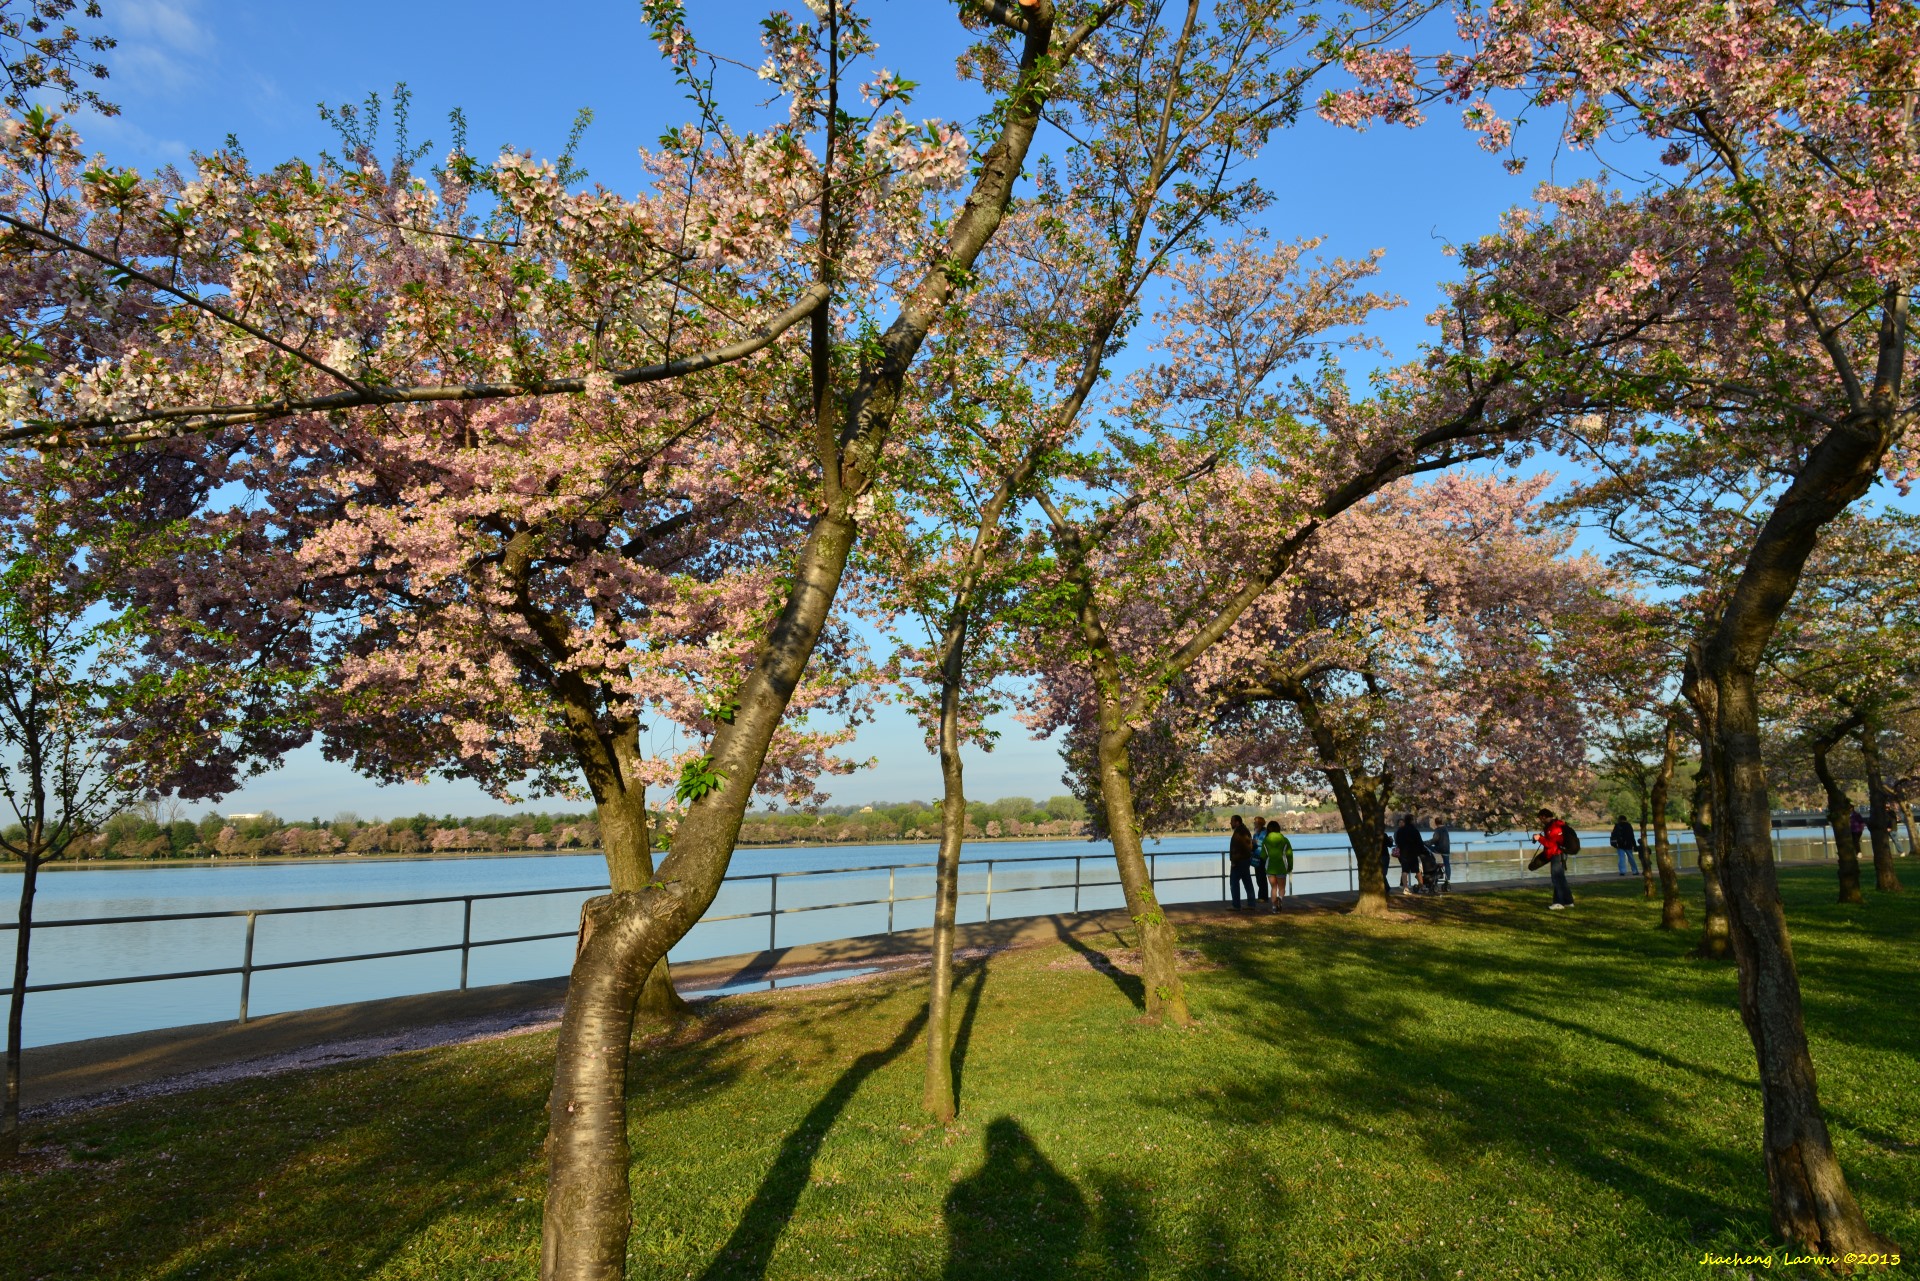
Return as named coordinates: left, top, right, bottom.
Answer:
left=536, top=2, right=1075, bottom=1268
left=1277, top=677, right=1389, bottom=915
left=1857, top=728, right=1903, bottom=894
left=1093, top=719, right=1191, bottom=1025
left=2, top=851, right=39, bottom=1160
left=923, top=670, right=968, bottom=1122
left=1812, top=738, right=1865, bottom=905
left=595, top=786, right=688, bottom=1018
left=540, top=509, right=861, bottom=1281
left=1651, top=721, right=1686, bottom=929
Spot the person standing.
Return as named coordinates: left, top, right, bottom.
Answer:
left=1394, top=814, right=1429, bottom=895
left=1429, top=820, right=1452, bottom=891
left=1380, top=831, right=1395, bottom=894
left=1249, top=817, right=1271, bottom=904
left=1229, top=815, right=1257, bottom=910
left=1262, top=823, right=1294, bottom=909
left=1535, top=807, right=1575, bottom=910
left=1609, top=816, right=1641, bottom=876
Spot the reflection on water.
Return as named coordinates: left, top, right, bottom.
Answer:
left=0, top=825, right=1797, bottom=1048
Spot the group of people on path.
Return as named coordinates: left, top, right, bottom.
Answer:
left=1226, top=807, right=1651, bottom=913
left=1227, top=815, right=1295, bottom=910
left=1380, top=815, right=1452, bottom=896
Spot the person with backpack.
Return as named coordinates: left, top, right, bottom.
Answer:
left=1534, top=807, right=1576, bottom=909
left=1228, top=815, right=1257, bottom=910
left=1262, top=823, right=1294, bottom=909
left=1609, top=816, right=1641, bottom=876
left=1249, top=816, right=1271, bottom=904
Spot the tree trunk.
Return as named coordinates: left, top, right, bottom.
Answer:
left=1900, top=799, right=1920, bottom=865
left=1857, top=727, right=1903, bottom=894
left=1094, top=718, right=1190, bottom=1025
left=1676, top=289, right=1905, bottom=1254
left=2, top=852, right=38, bottom=1160
left=1812, top=738, right=1864, bottom=905
left=923, top=670, right=967, bottom=1122
left=1692, top=658, right=1894, bottom=1256
left=540, top=509, right=861, bottom=1281
left=1637, top=795, right=1656, bottom=899
left=597, top=791, right=689, bottom=1020
left=1651, top=720, right=1686, bottom=929
left=1276, top=675, right=1389, bottom=914
left=541, top=885, right=693, bottom=1280
left=1685, top=702, right=1732, bottom=958
left=1326, top=770, right=1390, bottom=916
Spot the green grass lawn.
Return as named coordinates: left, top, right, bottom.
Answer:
left=4, top=868, right=1916, bottom=1280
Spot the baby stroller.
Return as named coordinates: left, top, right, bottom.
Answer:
left=1416, top=839, right=1447, bottom=895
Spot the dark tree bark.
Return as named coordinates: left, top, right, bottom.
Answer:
left=1267, top=675, right=1391, bottom=914
left=1856, top=725, right=1903, bottom=894
left=1651, top=718, right=1686, bottom=930
left=1811, top=723, right=1865, bottom=905
left=1674, top=287, right=1906, bottom=1257
left=2, top=851, right=39, bottom=1160
left=535, top=6, right=1098, bottom=1273
left=1684, top=705, right=1732, bottom=958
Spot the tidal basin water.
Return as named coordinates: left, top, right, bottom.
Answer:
left=0, top=825, right=1748, bottom=1048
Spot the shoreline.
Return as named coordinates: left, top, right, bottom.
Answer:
left=1, top=828, right=1257, bottom=874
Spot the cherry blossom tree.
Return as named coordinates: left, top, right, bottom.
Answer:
left=1154, top=473, right=1616, bottom=913
left=860, top=0, right=1422, bottom=1110
left=1765, top=511, right=1920, bottom=898
left=3, top=2, right=1126, bottom=1273
left=1323, top=0, right=1919, bottom=1249
left=0, top=0, right=110, bottom=117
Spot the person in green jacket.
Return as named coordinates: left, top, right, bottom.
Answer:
left=1262, top=825, right=1294, bottom=910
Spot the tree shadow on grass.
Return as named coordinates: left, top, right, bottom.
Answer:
left=0, top=1039, right=556, bottom=1280
left=950, top=954, right=990, bottom=1107
left=1181, top=917, right=1772, bottom=1254
left=1049, top=918, right=1145, bottom=1011
left=694, top=958, right=992, bottom=1281
left=944, top=1116, right=1086, bottom=1281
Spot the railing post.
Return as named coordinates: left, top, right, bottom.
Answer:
left=1073, top=856, right=1081, bottom=914
left=769, top=874, right=779, bottom=952
left=887, top=866, right=896, bottom=934
left=1221, top=850, right=1227, bottom=901
left=459, top=897, right=474, bottom=991
left=238, top=911, right=257, bottom=1025
left=985, top=861, right=994, bottom=922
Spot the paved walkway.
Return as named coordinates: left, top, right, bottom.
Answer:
left=18, top=861, right=1766, bottom=1115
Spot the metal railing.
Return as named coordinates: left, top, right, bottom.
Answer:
left=1, top=824, right=1901, bottom=1029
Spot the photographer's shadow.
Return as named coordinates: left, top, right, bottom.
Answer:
left=943, top=1117, right=1086, bottom=1280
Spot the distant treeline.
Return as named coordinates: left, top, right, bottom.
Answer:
left=2, top=795, right=1357, bottom=864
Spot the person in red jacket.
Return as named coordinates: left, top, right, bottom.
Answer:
left=1535, top=807, right=1575, bottom=910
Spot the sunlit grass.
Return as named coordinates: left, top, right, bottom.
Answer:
left=4, top=867, right=1915, bottom=1280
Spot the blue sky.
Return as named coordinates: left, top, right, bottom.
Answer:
left=77, top=1, right=1594, bottom=819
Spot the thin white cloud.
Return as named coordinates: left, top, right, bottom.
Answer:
left=110, top=0, right=215, bottom=93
